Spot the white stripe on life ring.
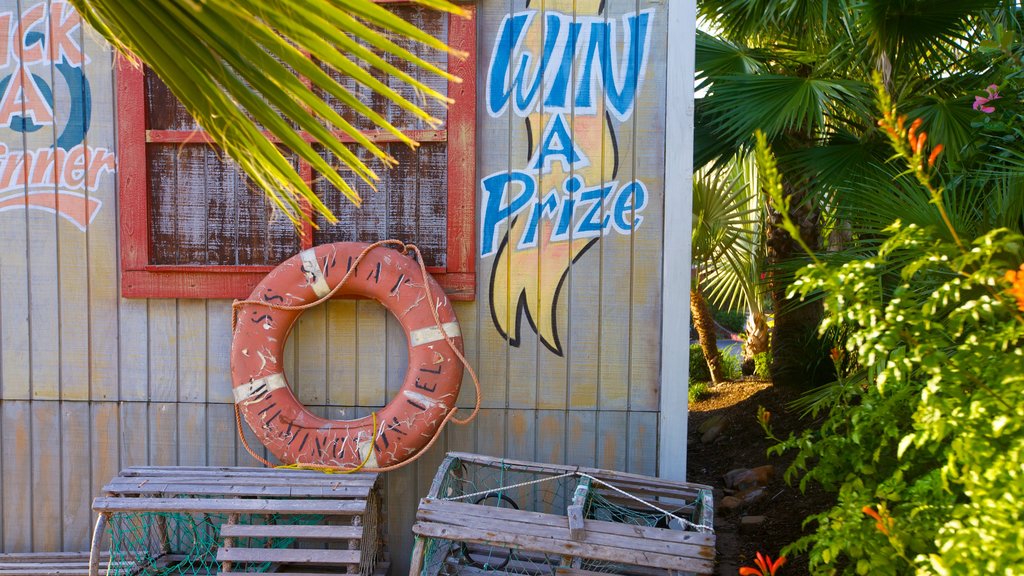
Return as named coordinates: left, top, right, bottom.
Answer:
left=409, top=321, right=461, bottom=347
left=234, top=373, right=287, bottom=404
left=300, top=248, right=331, bottom=298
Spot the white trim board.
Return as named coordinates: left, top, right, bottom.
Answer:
left=658, top=0, right=697, bottom=482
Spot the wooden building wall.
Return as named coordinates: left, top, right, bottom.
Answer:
left=0, top=1, right=675, bottom=572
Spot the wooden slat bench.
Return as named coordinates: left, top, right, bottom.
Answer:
left=411, top=453, right=716, bottom=576
left=90, top=466, right=385, bottom=576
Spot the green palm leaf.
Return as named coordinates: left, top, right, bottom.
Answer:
left=703, top=74, right=872, bottom=145
left=70, top=0, right=467, bottom=224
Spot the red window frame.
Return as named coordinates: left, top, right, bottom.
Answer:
left=117, top=3, right=476, bottom=300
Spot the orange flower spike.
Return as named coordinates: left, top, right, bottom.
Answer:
left=862, top=505, right=891, bottom=535
left=928, top=144, right=944, bottom=168
left=740, top=552, right=786, bottom=576
left=907, top=118, right=921, bottom=146
left=861, top=506, right=882, bottom=522
left=1006, top=264, right=1024, bottom=312
left=915, top=132, right=927, bottom=156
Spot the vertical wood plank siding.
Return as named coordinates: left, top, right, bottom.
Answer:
left=0, top=1, right=676, bottom=572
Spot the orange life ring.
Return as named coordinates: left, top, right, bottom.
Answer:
left=230, top=242, right=464, bottom=469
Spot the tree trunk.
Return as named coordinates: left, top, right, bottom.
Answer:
left=742, top=312, right=770, bottom=359
left=690, top=282, right=725, bottom=384
left=765, top=177, right=827, bottom=388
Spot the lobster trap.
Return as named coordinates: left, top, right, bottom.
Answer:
left=411, top=453, right=716, bottom=576
left=89, top=467, right=387, bottom=576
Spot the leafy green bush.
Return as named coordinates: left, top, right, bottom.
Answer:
left=753, top=352, right=771, bottom=379
left=688, top=381, right=712, bottom=403
left=769, top=225, right=1024, bottom=574
left=712, top=306, right=747, bottom=333
left=690, top=342, right=742, bottom=382
left=719, top=348, right=741, bottom=380
left=754, top=88, right=1024, bottom=572
left=689, top=343, right=711, bottom=382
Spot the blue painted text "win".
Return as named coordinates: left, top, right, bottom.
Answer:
left=485, top=9, right=654, bottom=121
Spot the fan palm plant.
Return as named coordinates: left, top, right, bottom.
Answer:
left=692, top=155, right=764, bottom=383
left=71, top=0, right=467, bottom=224
left=696, top=0, right=1018, bottom=386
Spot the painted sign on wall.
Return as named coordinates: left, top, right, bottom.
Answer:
left=0, top=2, right=114, bottom=231
left=480, top=0, right=654, bottom=355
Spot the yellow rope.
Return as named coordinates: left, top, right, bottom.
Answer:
left=272, top=412, right=377, bottom=474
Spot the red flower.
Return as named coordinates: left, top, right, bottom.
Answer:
left=739, top=552, right=786, bottom=576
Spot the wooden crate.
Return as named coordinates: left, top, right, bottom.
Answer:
left=410, top=453, right=715, bottom=576
left=90, top=466, right=386, bottom=576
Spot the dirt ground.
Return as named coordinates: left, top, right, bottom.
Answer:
left=687, top=379, right=835, bottom=576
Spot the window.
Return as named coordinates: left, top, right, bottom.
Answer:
left=117, top=3, right=476, bottom=299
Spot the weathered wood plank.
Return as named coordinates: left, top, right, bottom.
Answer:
left=177, top=300, right=207, bottom=403
left=418, top=498, right=714, bottom=547
left=177, top=404, right=207, bottom=466
left=118, top=402, right=148, bottom=467
left=325, top=300, right=358, bottom=408
left=147, top=301, right=178, bottom=403
left=659, top=0, right=695, bottom=482
left=117, top=466, right=377, bottom=483
left=206, top=402, right=237, bottom=466
left=2, top=402, right=31, bottom=551
left=118, top=300, right=149, bottom=402
left=101, top=483, right=370, bottom=499
left=85, top=24, right=120, bottom=402
left=295, top=305, right=328, bottom=408
left=216, top=547, right=360, bottom=565
left=90, top=403, right=120, bottom=510
left=412, top=520, right=712, bottom=573
left=385, top=456, right=417, bottom=576
left=24, top=5, right=61, bottom=401
left=148, top=403, right=178, bottom=466
left=505, top=409, right=533, bottom=462
left=206, top=302, right=234, bottom=404
left=219, top=524, right=363, bottom=540
left=356, top=301, right=387, bottom=408
left=31, top=403, right=61, bottom=550
left=61, top=403, right=92, bottom=550
left=444, top=452, right=710, bottom=499
left=627, top=411, right=658, bottom=476
left=630, top=0, right=670, bottom=414
left=566, top=411, right=597, bottom=468
left=597, top=410, right=628, bottom=472
left=92, top=497, right=368, bottom=515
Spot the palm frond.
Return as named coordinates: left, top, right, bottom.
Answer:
left=71, top=0, right=467, bottom=224
left=692, top=156, right=765, bottom=313
left=702, top=74, right=871, bottom=145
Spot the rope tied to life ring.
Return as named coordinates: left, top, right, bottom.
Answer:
left=229, top=239, right=481, bottom=474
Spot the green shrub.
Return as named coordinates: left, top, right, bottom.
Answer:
left=768, top=225, right=1024, bottom=574
left=688, top=381, right=711, bottom=403
left=689, top=343, right=711, bottom=382
left=711, top=306, right=747, bottom=333
left=719, top=348, right=741, bottom=380
left=753, top=352, right=771, bottom=379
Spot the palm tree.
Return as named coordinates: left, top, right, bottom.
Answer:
left=70, top=0, right=466, bottom=224
left=691, top=156, right=764, bottom=383
left=695, top=0, right=1017, bottom=387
